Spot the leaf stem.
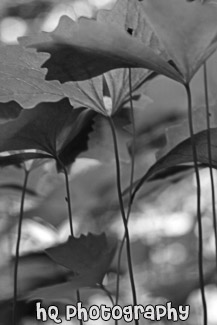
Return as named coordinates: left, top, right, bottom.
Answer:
left=203, top=62, right=217, bottom=270
left=100, top=284, right=115, bottom=306
left=13, top=168, right=30, bottom=325
left=56, top=158, right=73, bottom=236
left=56, top=158, right=83, bottom=325
left=185, top=83, right=207, bottom=325
left=115, top=68, right=136, bottom=307
left=107, top=116, right=138, bottom=325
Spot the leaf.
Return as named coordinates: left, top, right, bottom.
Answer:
left=26, top=281, right=78, bottom=303
left=0, top=252, right=69, bottom=301
left=158, top=104, right=217, bottom=158
left=0, top=44, right=67, bottom=108
left=140, top=0, right=217, bottom=82
left=46, top=233, right=117, bottom=288
left=0, top=99, right=94, bottom=167
left=0, top=152, right=52, bottom=167
left=0, top=101, right=22, bottom=124
left=62, top=66, right=155, bottom=117
left=26, top=281, right=103, bottom=304
left=62, top=76, right=106, bottom=114
left=103, top=68, right=156, bottom=115
left=82, top=112, right=131, bottom=162
left=21, top=15, right=182, bottom=83
left=132, top=128, right=217, bottom=198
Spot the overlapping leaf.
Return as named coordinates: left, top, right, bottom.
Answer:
left=132, top=128, right=217, bottom=199
left=0, top=252, right=69, bottom=301
left=46, top=233, right=117, bottom=288
left=140, top=0, right=217, bottom=82
left=0, top=101, right=22, bottom=124
left=0, top=98, right=94, bottom=167
left=21, top=15, right=182, bottom=83
left=158, top=104, right=217, bottom=158
left=0, top=44, right=67, bottom=108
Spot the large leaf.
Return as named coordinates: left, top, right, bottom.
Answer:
left=132, top=128, right=217, bottom=199
left=140, top=0, right=217, bottom=82
left=21, top=15, right=182, bottom=83
left=0, top=99, right=94, bottom=167
left=0, top=44, right=66, bottom=108
left=46, top=233, right=116, bottom=288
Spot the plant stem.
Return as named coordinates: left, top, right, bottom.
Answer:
left=13, top=168, right=30, bottom=325
left=185, top=83, right=207, bottom=325
left=57, top=158, right=83, bottom=325
left=107, top=116, right=138, bottom=325
left=100, top=284, right=115, bottom=306
left=57, top=159, right=74, bottom=236
left=203, top=62, right=217, bottom=270
left=115, top=68, right=136, bottom=307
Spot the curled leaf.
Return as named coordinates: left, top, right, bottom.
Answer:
left=132, top=128, right=217, bottom=199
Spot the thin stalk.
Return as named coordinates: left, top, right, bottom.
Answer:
left=203, top=62, right=217, bottom=269
left=13, top=169, right=30, bottom=325
left=76, top=290, right=83, bottom=325
left=185, top=83, right=207, bottom=325
left=100, top=284, right=115, bottom=306
left=107, top=116, right=138, bottom=325
left=115, top=68, right=136, bottom=308
left=57, top=158, right=83, bottom=325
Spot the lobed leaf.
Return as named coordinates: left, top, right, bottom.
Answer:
left=46, top=233, right=117, bottom=288
left=21, top=16, right=182, bottom=83
left=0, top=44, right=66, bottom=108
left=140, top=0, right=217, bottom=82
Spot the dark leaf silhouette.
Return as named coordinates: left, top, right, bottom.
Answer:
left=158, top=104, right=217, bottom=158
left=0, top=152, right=52, bottom=167
left=0, top=101, right=22, bottom=124
left=21, top=16, right=182, bottom=83
left=46, top=233, right=117, bottom=288
left=141, top=0, right=217, bottom=82
left=132, top=128, right=217, bottom=199
left=0, top=44, right=66, bottom=108
left=0, top=99, right=94, bottom=167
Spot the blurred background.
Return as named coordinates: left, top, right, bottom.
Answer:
left=0, top=0, right=217, bottom=324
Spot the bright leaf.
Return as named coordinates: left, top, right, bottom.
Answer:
left=140, top=0, right=217, bottom=83
left=0, top=44, right=66, bottom=108
left=46, top=233, right=117, bottom=288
